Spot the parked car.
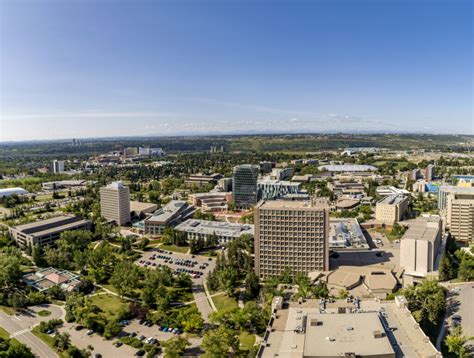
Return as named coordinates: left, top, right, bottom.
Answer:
left=75, top=325, right=84, bottom=331
left=114, top=341, right=123, bottom=347
left=135, top=350, right=146, bottom=356
left=86, top=329, right=94, bottom=336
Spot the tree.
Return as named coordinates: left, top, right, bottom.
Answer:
left=0, top=336, right=35, bottom=358
left=110, top=260, right=141, bottom=297
left=53, top=332, right=71, bottom=352
left=104, top=320, right=122, bottom=339
left=32, top=244, right=45, bottom=267
left=244, top=271, right=260, bottom=299
left=445, top=326, right=471, bottom=358
left=162, top=336, right=190, bottom=358
left=217, top=267, right=238, bottom=295
left=438, top=253, right=457, bottom=281
left=202, top=325, right=239, bottom=357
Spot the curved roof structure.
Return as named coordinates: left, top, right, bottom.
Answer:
left=0, top=187, right=29, bottom=197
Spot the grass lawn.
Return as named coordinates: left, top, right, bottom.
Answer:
left=89, top=294, right=126, bottom=320
left=32, top=326, right=68, bottom=358
left=0, top=305, right=16, bottom=315
left=0, top=327, right=23, bottom=347
left=212, top=294, right=238, bottom=311
left=38, top=310, right=51, bottom=317
left=160, top=243, right=189, bottom=254
left=239, top=331, right=256, bottom=351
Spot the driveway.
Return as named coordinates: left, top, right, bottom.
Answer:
left=0, top=304, right=64, bottom=357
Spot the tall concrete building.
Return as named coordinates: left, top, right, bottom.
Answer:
left=400, top=215, right=442, bottom=285
left=51, top=160, right=65, bottom=173
left=232, top=164, right=259, bottom=209
left=447, top=193, right=474, bottom=242
left=375, top=195, right=409, bottom=225
left=100, top=181, right=131, bottom=225
left=254, top=198, right=329, bottom=278
left=438, top=185, right=474, bottom=210
left=425, top=164, right=436, bottom=182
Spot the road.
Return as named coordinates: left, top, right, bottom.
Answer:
left=0, top=304, right=64, bottom=357
left=437, top=282, right=474, bottom=351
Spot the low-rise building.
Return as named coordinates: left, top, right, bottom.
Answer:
left=184, top=173, right=222, bottom=188
left=42, top=180, right=87, bottom=190
left=9, top=215, right=91, bottom=249
left=0, top=187, right=29, bottom=197
left=257, top=179, right=301, bottom=200
left=375, top=194, right=409, bottom=225
left=23, top=267, right=81, bottom=292
left=376, top=185, right=410, bottom=197
left=188, top=192, right=232, bottom=212
left=144, top=200, right=195, bottom=235
left=329, top=218, right=369, bottom=250
left=319, top=164, right=377, bottom=172
left=130, top=201, right=158, bottom=218
left=175, top=219, right=254, bottom=245
left=258, top=299, right=441, bottom=358
left=400, top=215, right=442, bottom=285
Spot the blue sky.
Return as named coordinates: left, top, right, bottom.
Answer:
left=1, top=0, right=472, bottom=141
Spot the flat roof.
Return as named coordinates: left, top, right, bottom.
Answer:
left=130, top=201, right=158, bottom=212
left=402, top=215, right=440, bottom=242
left=0, top=187, right=29, bottom=197
left=175, top=219, right=254, bottom=237
left=12, top=215, right=90, bottom=237
left=257, top=198, right=329, bottom=210
left=378, top=194, right=408, bottom=205
left=257, top=179, right=300, bottom=186
left=319, top=164, right=377, bottom=172
left=145, top=200, right=189, bottom=224
left=279, top=309, right=394, bottom=357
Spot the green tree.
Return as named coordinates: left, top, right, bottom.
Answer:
left=244, top=271, right=260, bottom=299
left=445, top=326, right=471, bottom=358
left=202, top=325, right=239, bottom=357
left=110, top=260, right=141, bottom=297
left=162, top=336, right=190, bottom=358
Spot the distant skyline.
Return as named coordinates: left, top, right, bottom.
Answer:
left=1, top=0, right=472, bottom=141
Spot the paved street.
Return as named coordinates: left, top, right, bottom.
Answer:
left=0, top=304, right=64, bottom=357
left=447, top=283, right=474, bottom=346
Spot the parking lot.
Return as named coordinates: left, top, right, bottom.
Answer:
left=136, top=248, right=216, bottom=286
left=59, top=323, right=138, bottom=358
left=136, top=248, right=217, bottom=321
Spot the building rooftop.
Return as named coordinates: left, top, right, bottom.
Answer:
left=267, top=308, right=394, bottom=357
left=257, top=179, right=300, bottom=187
left=257, top=198, right=329, bottom=210
left=130, top=201, right=158, bottom=213
left=329, top=218, right=369, bottom=250
left=401, top=215, right=440, bottom=242
left=377, top=194, right=408, bottom=205
left=175, top=219, right=254, bottom=237
left=145, top=200, right=191, bottom=224
left=12, top=215, right=90, bottom=237
left=319, top=164, right=377, bottom=172
left=0, top=187, right=29, bottom=197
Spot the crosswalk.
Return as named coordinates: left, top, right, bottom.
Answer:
left=10, top=328, right=30, bottom=338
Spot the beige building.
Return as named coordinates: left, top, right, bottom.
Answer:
left=400, top=215, right=442, bottom=285
left=447, top=193, right=474, bottom=242
left=100, top=181, right=131, bottom=225
left=375, top=194, right=409, bottom=225
left=254, top=198, right=329, bottom=279
left=9, top=215, right=91, bottom=249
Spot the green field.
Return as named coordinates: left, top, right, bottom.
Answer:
left=239, top=331, right=256, bottom=351
left=160, top=243, right=189, bottom=254
left=89, top=294, right=126, bottom=320
left=212, top=294, right=238, bottom=311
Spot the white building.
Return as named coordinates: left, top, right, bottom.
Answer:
left=51, top=160, right=65, bottom=173
left=100, top=181, right=131, bottom=225
left=400, top=215, right=442, bottom=285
